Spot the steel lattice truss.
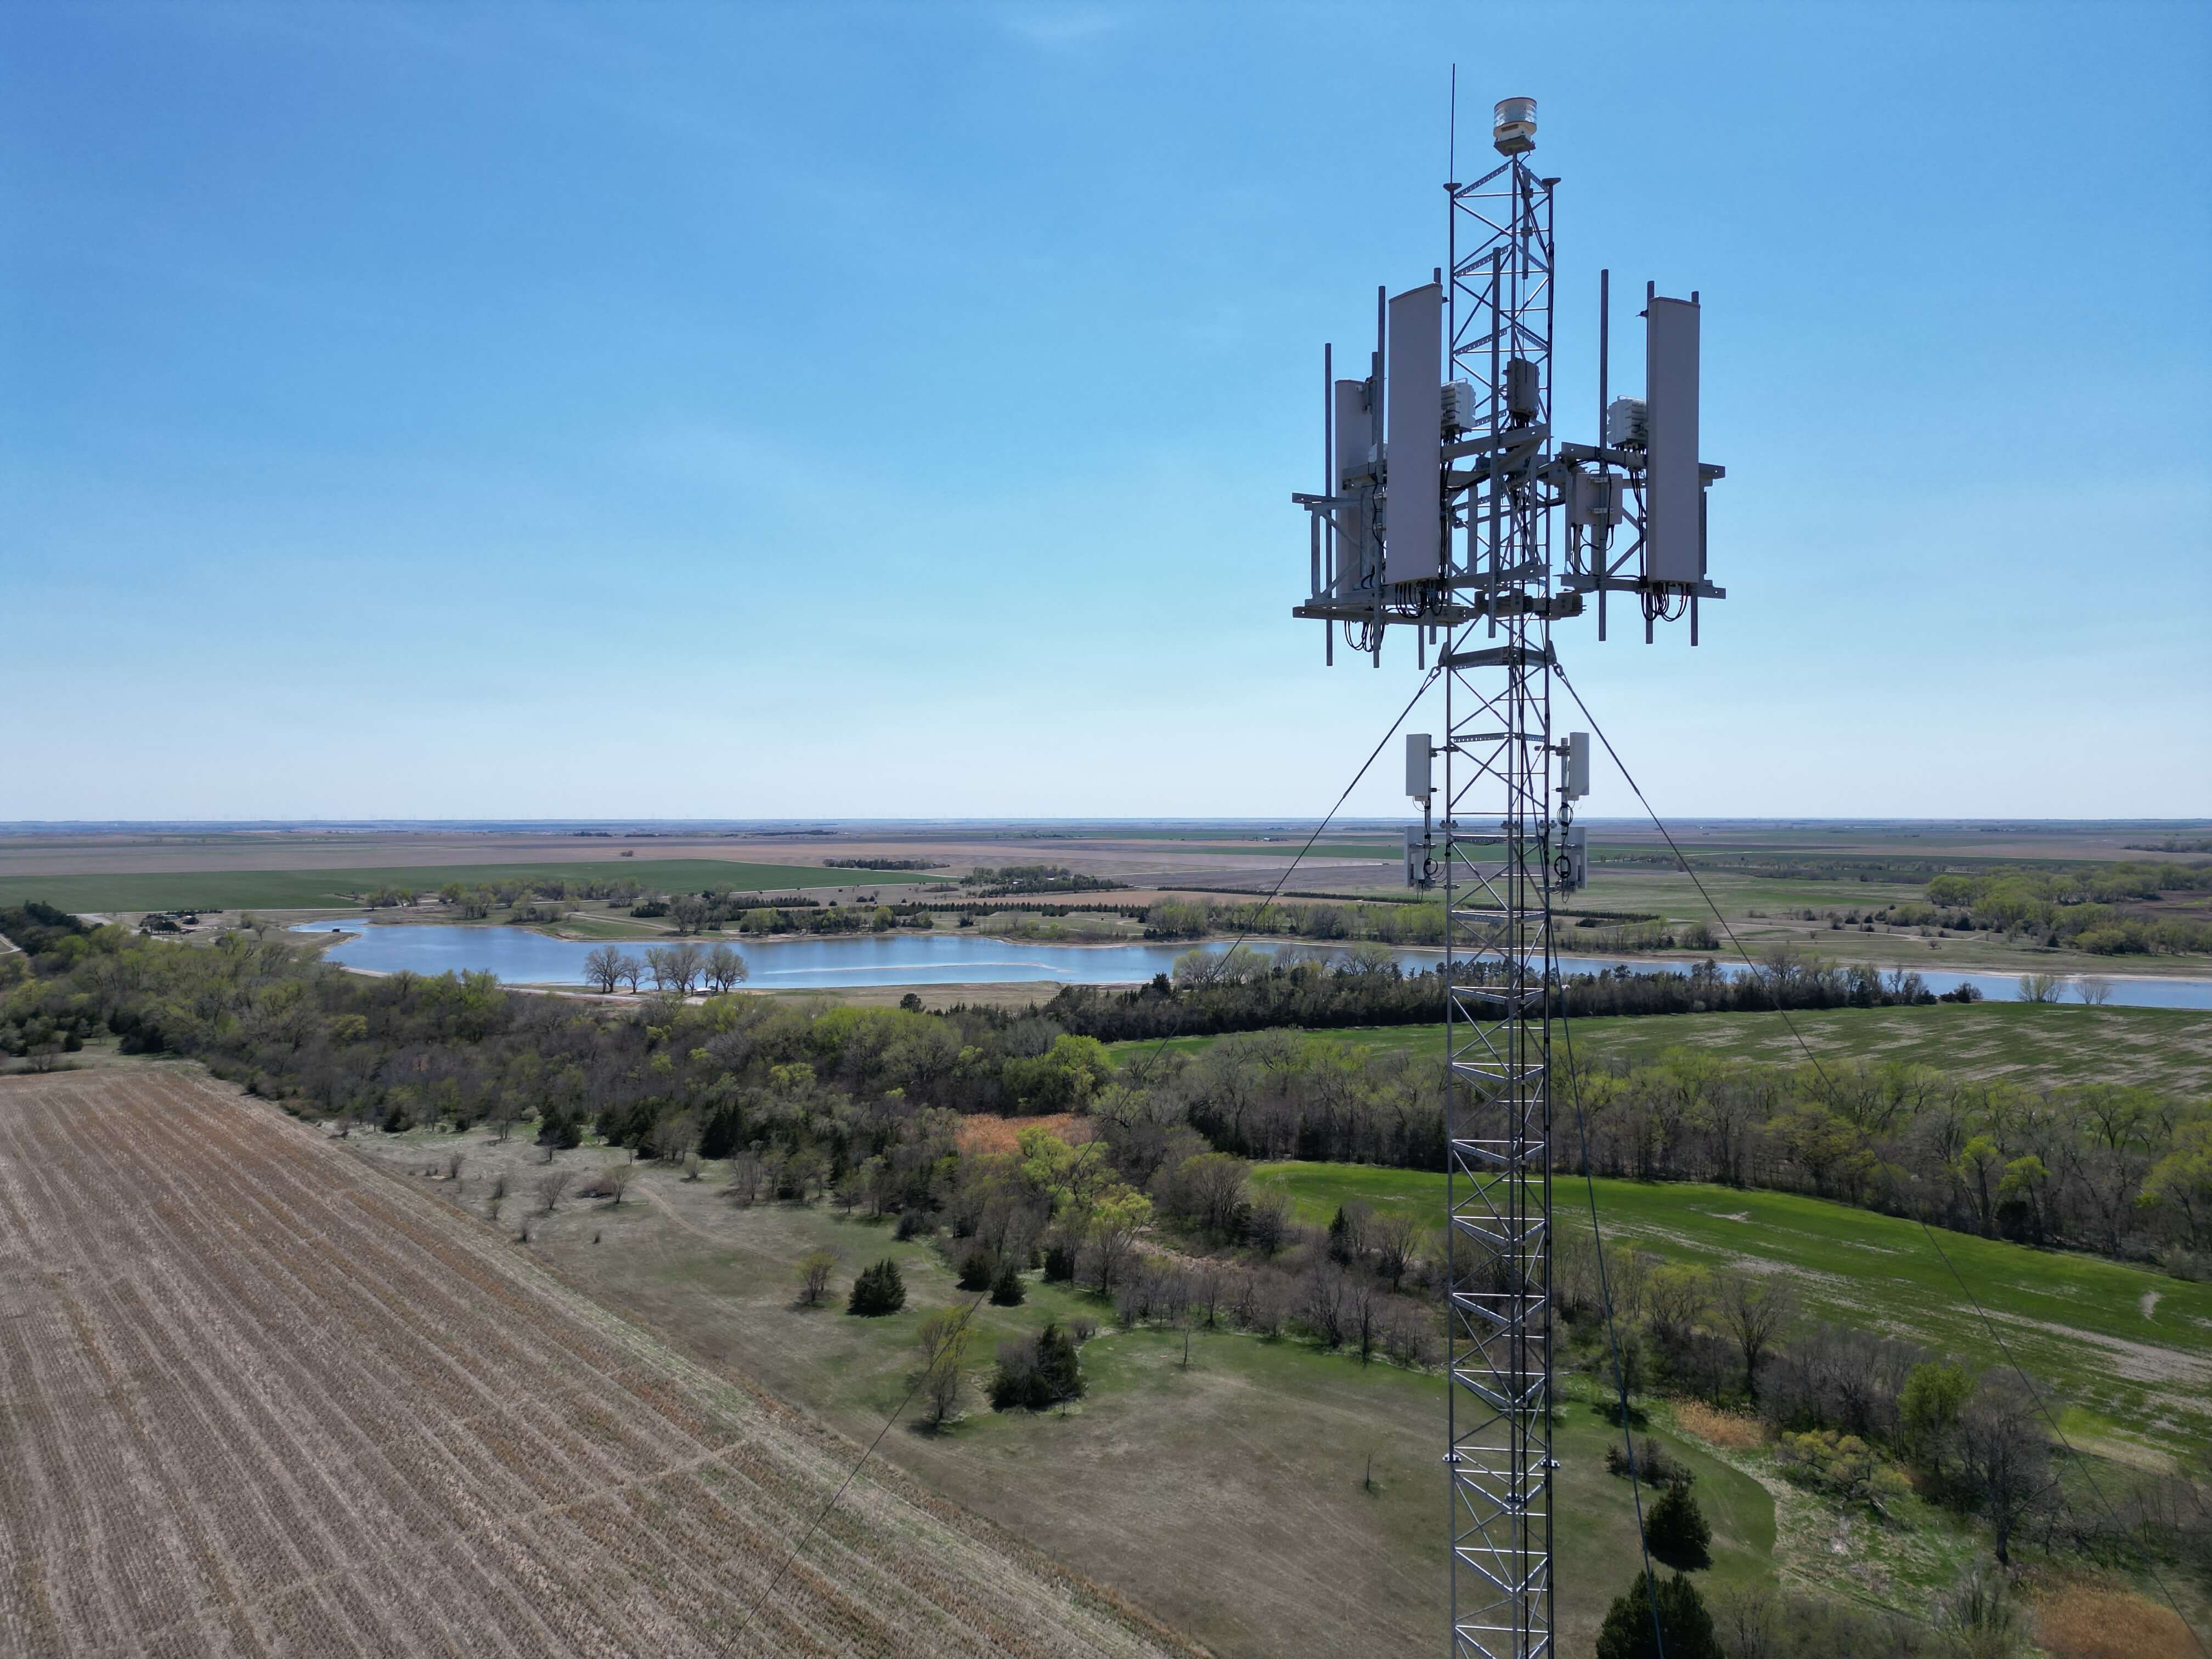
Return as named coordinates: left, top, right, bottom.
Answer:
left=1443, top=154, right=1558, bottom=1659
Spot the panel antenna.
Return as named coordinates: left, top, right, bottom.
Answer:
left=1291, top=93, right=1727, bottom=1659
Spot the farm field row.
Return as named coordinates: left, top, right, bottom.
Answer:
left=0, top=859, right=938, bottom=914
left=0, top=1070, right=1187, bottom=1658
left=1251, top=1161, right=2212, bottom=1467
left=1105, top=1001, right=2212, bottom=1096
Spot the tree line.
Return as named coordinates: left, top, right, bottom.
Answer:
left=1923, top=861, right=2212, bottom=957
left=4, top=922, right=2204, bottom=1270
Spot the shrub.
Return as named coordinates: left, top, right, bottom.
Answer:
left=989, top=1263, right=1026, bottom=1306
left=1605, top=1437, right=1694, bottom=1491
left=894, top=1209, right=930, bottom=1241
left=1773, top=1430, right=1910, bottom=1508
left=1643, top=1481, right=1712, bottom=1570
left=1595, top=1571, right=1722, bottom=1659
left=847, top=1258, right=907, bottom=1316
left=1042, top=1241, right=1077, bottom=1283
left=989, top=1322, right=1085, bottom=1410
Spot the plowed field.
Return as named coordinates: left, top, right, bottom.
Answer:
left=0, top=1069, right=1195, bottom=1658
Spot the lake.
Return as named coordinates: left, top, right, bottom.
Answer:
left=287, top=920, right=2212, bottom=1009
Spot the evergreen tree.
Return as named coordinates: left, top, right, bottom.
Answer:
left=847, top=1257, right=907, bottom=1316
left=535, top=1106, right=583, bottom=1150
left=1643, top=1480, right=1712, bottom=1570
left=988, top=1263, right=1026, bottom=1306
left=1034, top=1323, right=1083, bottom=1402
left=1326, top=1205, right=1353, bottom=1263
left=989, top=1322, right=1085, bottom=1409
left=1594, top=1572, right=1721, bottom=1659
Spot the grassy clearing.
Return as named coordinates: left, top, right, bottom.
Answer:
left=354, top=1124, right=1778, bottom=1657
left=0, top=859, right=936, bottom=913
left=1106, top=1001, right=2212, bottom=1096
left=1251, top=1161, right=2212, bottom=1467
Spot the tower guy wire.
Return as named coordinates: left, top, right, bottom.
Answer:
left=731, top=666, right=1440, bottom=1645
left=1553, top=1003, right=1667, bottom=1655
left=1550, top=661, right=2211, bottom=1653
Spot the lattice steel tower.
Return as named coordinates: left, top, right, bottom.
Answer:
left=1293, top=95, right=1726, bottom=1659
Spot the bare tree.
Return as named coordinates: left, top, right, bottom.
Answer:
left=1300, top=1264, right=1347, bottom=1348
left=644, top=946, right=675, bottom=992
left=1370, top=1212, right=1423, bottom=1291
left=2076, top=975, right=2113, bottom=1006
left=535, top=1171, right=571, bottom=1215
left=647, top=1109, right=701, bottom=1166
left=583, top=945, right=624, bottom=994
left=1643, top=1263, right=1710, bottom=1351
left=1956, top=1373, right=2056, bottom=1565
left=614, top=952, right=644, bottom=992
left=1344, top=1272, right=1383, bottom=1364
left=915, top=1309, right=972, bottom=1428
left=601, top=1163, right=632, bottom=1206
left=795, top=1250, right=837, bottom=1308
left=1709, top=1583, right=1785, bottom=1659
left=666, top=941, right=706, bottom=996
left=1713, top=1269, right=1798, bottom=1402
left=705, top=941, right=749, bottom=994
left=1246, top=1189, right=1292, bottom=1255
left=726, top=1150, right=765, bottom=1206
left=1189, top=1260, right=1229, bottom=1328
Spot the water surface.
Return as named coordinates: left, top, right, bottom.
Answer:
left=289, top=920, right=2212, bottom=1009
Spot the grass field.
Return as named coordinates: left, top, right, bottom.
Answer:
left=334, top=1116, right=1796, bottom=1656
left=0, top=1069, right=1192, bottom=1658
left=0, top=859, right=935, bottom=914
left=1107, top=1001, right=2212, bottom=1096
left=1251, top=1161, right=2212, bottom=1469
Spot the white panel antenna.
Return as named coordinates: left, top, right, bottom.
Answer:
left=1643, top=296, right=1703, bottom=586
left=1384, top=283, right=1444, bottom=584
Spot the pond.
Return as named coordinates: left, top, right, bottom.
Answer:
left=287, top=920, right=2212, bottom=1008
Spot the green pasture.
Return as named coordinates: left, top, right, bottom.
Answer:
left=427, top=1128, right=1780, bottom=1651
left=1106, top=1002, right=2212, bottom=1096
left=1252, top=1161, right=2212, bottom=1466
left=0, top=859, right=935, bottom=915
left=1166, top=842, right=1402, bottom=860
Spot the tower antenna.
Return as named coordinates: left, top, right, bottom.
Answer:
left=1290, top=90, right=1726, bottom=1659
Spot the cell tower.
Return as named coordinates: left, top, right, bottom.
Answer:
left=1293, top=95, right=1725, bottom=1659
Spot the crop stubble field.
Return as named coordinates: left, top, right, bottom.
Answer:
left=0, top=1070, right=1192, bottom=1659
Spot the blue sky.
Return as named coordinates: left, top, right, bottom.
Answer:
left=4, top=2, right=2207, bottom=822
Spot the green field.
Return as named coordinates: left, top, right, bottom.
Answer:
left=354, top=1122, right=1785, bottom=1654
left=1107, top=1001, right=2212, bottom=1096
left=1167, top=842, right=1402, bottom=859
left=1252, top=1161, right=2212, bottom=1467
left=0, top=859, right=936, bottom=915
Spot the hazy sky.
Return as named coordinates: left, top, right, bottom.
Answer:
left=5, top=2, right=2208, bottom=822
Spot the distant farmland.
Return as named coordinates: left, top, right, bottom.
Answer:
left=0, top=859, right=938, bottom=914
left=0, top=1070, right=1192, bottom=1659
